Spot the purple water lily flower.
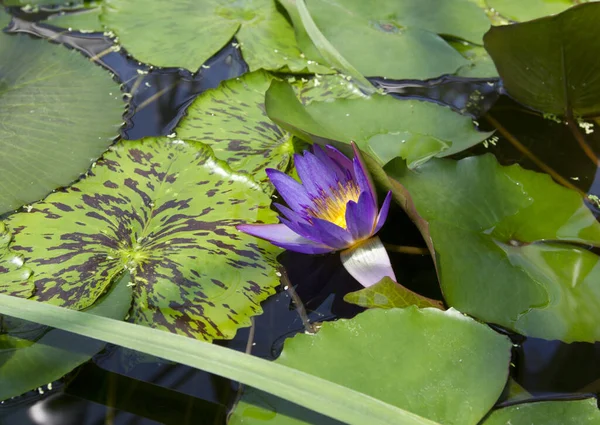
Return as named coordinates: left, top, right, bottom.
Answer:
left=237, top=143, right=392, bottom=255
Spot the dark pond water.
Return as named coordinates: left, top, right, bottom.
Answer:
left=1, top=6, right=600, bottom=425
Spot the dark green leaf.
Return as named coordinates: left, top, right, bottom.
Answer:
left=385, top=154, right=600, bottom=342
left=266, top=80, right=491, bottom=168
left=3, top=138, right=281, bottom=341
left=484, top=2, right=600, bottom=116
left=343, top=276, right=444, bottom=310
left=482, top=398, right=600, bottom=425
left=0, top=9, right=124, bottom=214
left=0, top=272, right=132, bottom=400
left=230, top=307, right=512, bottom=425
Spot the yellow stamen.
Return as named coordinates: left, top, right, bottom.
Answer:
left=306, top=181, right=361, bottom=228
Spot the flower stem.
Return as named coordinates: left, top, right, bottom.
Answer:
left=384, top=244, right=430, bottom=255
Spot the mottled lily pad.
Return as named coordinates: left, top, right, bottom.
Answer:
left=385, top=154, right=600, bottom=342
left=3, top=138, right=281, bottom=341
left=344, top=277, right=444, bottom=310
left=482, top=398, right=600, bottom=425
left=0, top=272, right=131, bottom=401
left=0, top=222, right=33, bottom=298
left=266, top=80, right=491, bottom=168
left=484, top=2, right=600, bottom=116
left=0, top=9, right=124, bottom=214
left=99, top=0, right=330, bottom=73
left=230, top=307, right=512, bottom=425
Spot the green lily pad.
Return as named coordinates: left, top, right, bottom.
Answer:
left=0, top=272, right=132, bottom=401
left=44, top=7, right=103, bottom=32
left=487, top=0, right=583, bottom=22
left=385, top=154, right=600, bottom=342
left=279, top=0, right=487, bottom=80
left=0, top=222, right=33, bottom=298
left=99, top=0, right=330, bottom=73
left=343, top=276, right=444, bottom=310
left=484, top=2, right=600, bottom=116
left=482, top=398, right=600, bottom=425
left=230, top=307, right=512, bottom=425
left=3, top=138, right=281, bottom=341
left=0, top=9, right=124, bottom=214
left=265, top=80, right=492, bottom=168
left=450, top=42, right=499, bottom=78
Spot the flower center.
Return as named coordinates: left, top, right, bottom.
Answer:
left=307, top=180, right=361, bottom=228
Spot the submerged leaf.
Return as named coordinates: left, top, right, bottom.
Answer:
left=3, top=138, right=281, bottom=341
left=344, top=276, right=444, bottom=310
left=482, top=398, right=600, bottom=425
left=385, top=154, right=600, bottom=342
left=484, top=2, right=600, bottom=116
left=100, top=0, right=329, bottom=73
left=266, top=80, right=491, bottom=168
left=230, top=307, right=512, bottom=425
left=0, top=9, right=124, bottom=214
left=0, top=272, right=131, bottom=401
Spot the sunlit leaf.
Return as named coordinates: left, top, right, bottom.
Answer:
left=385, top=154, right=600, bottom=342
left=278, top=0, right=488, bottom=80
left=99, top=0, right=330, bottom=73
left=482, top=398, right=600, bottom=425
left=230, top=307, right=512, bottom=425
left=3, top=138, right=281, bottom=341
left=343, top=277, right=444, bottom=310
left=0, top=222, right=33, bottom=298
left=44, top=7, right=103, bottom=32
left=0, top=272, right=131, bottom=401
left=266, top=80, right=491, bottom=168
left=484, top=2, right=600, bottom=116
left=487, top=0, right=585, bottom=22
left=0, top=9, right=124, bottom=214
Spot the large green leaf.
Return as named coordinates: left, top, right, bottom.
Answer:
left=385, top=154, right=600, bottom=342
left=0, top=9, right=124, bottom=214
left=482, top=398, right=600, bottom=425
left=0, top=272, right=131, bottom=400
left=484, top=2, right=600, bottom=116
left=3, top=138, right=281, bottom=341
left=0, top=294, right=443, bottom=425
left=231, top=307, right=512, bottom=425
left=278, top=0, right=487, bottom=80
left=266, top=80, right=491, bottom=168
left=99, top=0, right=330, bottom=73
left=486, top=0, right=584, bottom=22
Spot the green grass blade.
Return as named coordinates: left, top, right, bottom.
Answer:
left=0, top=294, right=440, bottom=425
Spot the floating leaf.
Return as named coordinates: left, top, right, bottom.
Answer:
left=278, top=0, right=485, bottom=80
left=0, top=272, right=132, bottom=401
left=0, top=9, right=124, bottom=214
left=99, top=0, right=329, bottom=73
left=482, top=398, right=600, bottom=425
left=265, top=80, right=491, bottom=168
left=230, top=307, right=512, bottom=425
left=3, top=138, right=281, bottom=341
left=0, top=222, right=33, bottom=298
left=450, top=42, right=499, bottom=78
left=484, top=2, right=600, bottom=116
left=44, top=7, right=103, bottom=32
left=486, top=0, right=583, bottom=22
left=344, top=277, right=444, bottom=310
left=385, top=154, right=600, bottom=342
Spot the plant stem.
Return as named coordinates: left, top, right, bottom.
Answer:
left=566, top=116, right=600, bottom=166
left=384, top=244, right=430, bottom=255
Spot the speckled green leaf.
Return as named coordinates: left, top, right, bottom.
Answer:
left=99, top=0, right=329, bottom=73
left=0, top=222, right=33, bottom=298
left=266, top=80, right=491, bottom=168
left=0, top=9, right=124, bottom=214
left=343, top=277, right=444, bottom=310
left=231, top=307, right=512, bottom=425
left=385, top=154, right=600, bottom=342
left=3, top=138, right=281, bottom=341
left=482, top=398, right=600, bottom=425
left=278, top=0, right=489, bottom=79
left=0, top=272, right=131, bottom=401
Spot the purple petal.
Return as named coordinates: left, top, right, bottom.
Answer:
left=374, top=191, right=392, bottom=234
left=300, top=218, right=353, bottom=250
left=237, top=223, right=332, bottom=254
left=345, top=191, right=377, bottom=240
left=325, top=145, right=354, bottom=180
left=266, top=169, right=311, bottom=213
left=313, top=145, right=347, bottom=183
left=351, top=143, right=378, bottom=204
left=294, top=151, right=339, bottom=199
